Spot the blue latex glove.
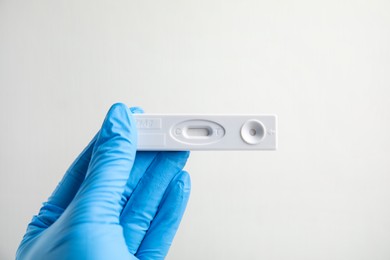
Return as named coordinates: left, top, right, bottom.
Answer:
left=17, top=103, right=191, bottom=260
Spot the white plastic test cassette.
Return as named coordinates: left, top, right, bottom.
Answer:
left=134, top=114, right=277, bottom=151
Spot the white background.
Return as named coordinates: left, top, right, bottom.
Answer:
left=1, top=0, right=390, bottom=259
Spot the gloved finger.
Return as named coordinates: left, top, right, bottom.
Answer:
left=130, top=106, right=144, bottom=114
left=23, top=135, right=97, bottom=237
left=120, top=151, right=190, bottom=254
left=119, top=151, right=159, bottom=212
left=135, top=171, right=191, bottom=260
left=69, top=103, right=137, bottom=224
left=41, top=106, right=138, bottom=211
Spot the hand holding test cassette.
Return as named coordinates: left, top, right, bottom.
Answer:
left=17, top=103, right=277, bottom=260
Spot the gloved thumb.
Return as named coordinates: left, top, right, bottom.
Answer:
left=66, top=103, right=137, bottom=224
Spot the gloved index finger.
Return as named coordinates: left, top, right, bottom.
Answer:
left=119, top=151, right=159, bottom=213
left=69, top=103, right=138, bottom=224
left=135, top=170, right=191, bottom=260
left=120, top=150, right=190, bottom=254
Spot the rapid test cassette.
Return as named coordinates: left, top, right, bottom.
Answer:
left=134, top=114, right=277, bottom=151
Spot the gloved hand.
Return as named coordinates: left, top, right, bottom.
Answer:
left=16, top=103, right=191, bottom=260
